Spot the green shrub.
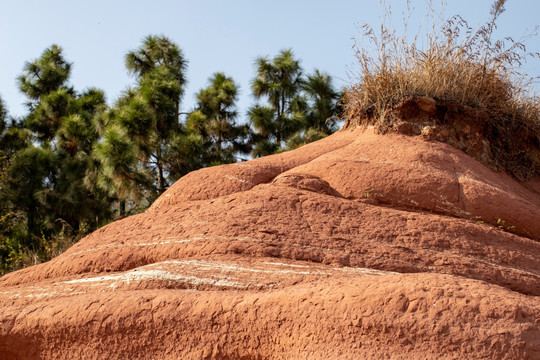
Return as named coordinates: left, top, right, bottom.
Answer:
left=0, top=220, right=90, bottom=276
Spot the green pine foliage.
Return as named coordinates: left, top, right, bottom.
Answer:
left=18, top=45, right=72, bottom=101
left=187, top=72, right=250, bottom=165
left=1, top=46, right=111, bottom=273
left=0, top=37, right=341, bottom=275
left=248, top=49, right=342, bottom=156
left=92, top=35, right=191, bottom=204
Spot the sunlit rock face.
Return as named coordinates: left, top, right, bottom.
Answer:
left=1, top=128, right=540, bottom=359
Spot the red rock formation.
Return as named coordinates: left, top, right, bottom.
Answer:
left=1, top=128, right=539, bottom=359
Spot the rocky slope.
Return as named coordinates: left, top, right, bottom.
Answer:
left=1, top=128, right=539, bottom=359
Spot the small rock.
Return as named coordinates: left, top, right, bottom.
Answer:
left=417, top=97, right=437, bottom=116
left=421, top=125, right=438, bottom=141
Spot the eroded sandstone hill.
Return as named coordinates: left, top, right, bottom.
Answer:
left=1, top=128, right=539, bottom=359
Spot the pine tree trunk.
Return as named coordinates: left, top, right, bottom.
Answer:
left=156, top=145, right=166, bottom=194
left=26, top=207, right=37, bottom=247
left=157, top=161, right=166, bottom=194
left=119, top=200, right=126, bottom=217
left=175, top=100, right=180, bottom=125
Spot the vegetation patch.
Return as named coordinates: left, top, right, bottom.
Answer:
left=0, top=37, right=343, bottom=275
left=343, top=0, right=540, bottom=180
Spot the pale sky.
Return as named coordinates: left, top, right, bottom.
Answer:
left=1, top=0, right=539, bottom=122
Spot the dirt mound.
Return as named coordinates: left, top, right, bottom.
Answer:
left=1, top=128, right=540, bottom=359
left=344, top=96, right=540, bottom=180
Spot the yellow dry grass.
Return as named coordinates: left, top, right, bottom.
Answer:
left=343, top=1, right=540, bottom=179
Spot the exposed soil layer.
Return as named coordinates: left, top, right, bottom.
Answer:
left=1, top=128, right=539, bottom=359
left=345, top=97, right=540, bottom=180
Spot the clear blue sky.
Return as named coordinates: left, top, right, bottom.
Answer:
left=1, top=0, right=538, bottom=121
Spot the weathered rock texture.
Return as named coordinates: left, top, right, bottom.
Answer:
left=1, top=128, right=540, bottom=359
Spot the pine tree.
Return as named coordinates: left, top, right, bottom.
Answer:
left=188, top=72, right=250, bottom=165
left=248, top=50, right=342, bottom=155
left=6, top=45, right=111, bottom=241
left=285, top=70, right=342, bottom=150
left=249, top=49, right=306, bottom=156
left=91, top=35, right=191, bottom=209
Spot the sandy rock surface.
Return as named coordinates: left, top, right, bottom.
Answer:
left=1, top=128, right=539, bottom=359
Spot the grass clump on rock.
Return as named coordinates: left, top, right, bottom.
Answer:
left=343, top=0, right=540, bottom=180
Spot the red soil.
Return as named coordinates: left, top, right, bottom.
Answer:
left=1, top=128, right=539, bottom=359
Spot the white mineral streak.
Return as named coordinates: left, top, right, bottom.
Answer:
left=224, top=174, right=255, bottom=185
left=58, top=259, right=394, bottom=292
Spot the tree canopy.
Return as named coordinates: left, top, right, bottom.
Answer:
left=0, top=37, right=341, bottom=275
left=249, top=49, right=342, bottom=156
left=187, top=72, right=250, bottom=165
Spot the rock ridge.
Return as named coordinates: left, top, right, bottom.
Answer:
left=1, top=128, right=539, bottom=359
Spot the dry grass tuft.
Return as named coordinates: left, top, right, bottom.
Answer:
left=343, top=0, right=540, bottom=179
